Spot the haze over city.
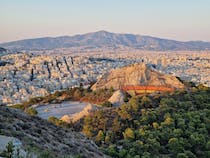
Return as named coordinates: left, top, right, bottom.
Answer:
left=1, top=0, right=210, bottom=43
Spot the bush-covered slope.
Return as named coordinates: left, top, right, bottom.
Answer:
left=79, top=86, right=210, bottom=158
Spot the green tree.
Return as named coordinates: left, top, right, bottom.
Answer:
left=25, top=107, right=38, bottom=116
left=140, top=96, right=151, bottom=107
left=176, top=153, right=188, bottom=158
left=105, top=132, right=114, bottom=144
left=0, top=141, right=14, bottom=158
left=112, top=117, right=121, bottom=132
left=161, top=113, right=174, bottom=127
left=141, top=152, right=151, bottom=158
left=118, top=149, right=127, bottom=158
left=82, top=117, right=94, bottom=137
left=206, top=141, right=210, bottom=150
left=101, top=101, right=112, bottom=107
left=123, top=128, right=135, bottom=140
left=95, top=130, right=105, bottom=144
left=168, top=138, right=184, bottom=154
left=128, top=97, right=140, bottom=111
left=152, top=122, right=159, bottom=129
left=107, top=145, right=118, bottom=157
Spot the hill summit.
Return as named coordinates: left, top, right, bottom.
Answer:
left=91, top=63, right=184, bottom=92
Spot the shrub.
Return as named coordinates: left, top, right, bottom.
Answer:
left=101, top=101, right=112, bottom=107
left=0, top=141, right=15, bottom=158
left=25, top=108, right=38, bottom=116
left=48, top=116, right=70, bottom=128
left=10, top=104, right=25, bottom=110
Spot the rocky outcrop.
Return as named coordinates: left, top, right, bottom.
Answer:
left=108, top=90, right=125, bottom=106
left=61, top=104, right=99, bottom=123
left=0, top=106, right=108, bottom=158
left=91, top=63, right=184, bottom=91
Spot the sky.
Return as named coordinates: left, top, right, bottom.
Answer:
left=0, top=0, right=210, bottom=43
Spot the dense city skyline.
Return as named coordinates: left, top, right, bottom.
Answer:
left=1, top=0, right=210, bottom=43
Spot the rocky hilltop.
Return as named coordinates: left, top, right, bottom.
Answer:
left=91, top=63, right=184, bottom=91
left=0, top=106, right=108, bottom=158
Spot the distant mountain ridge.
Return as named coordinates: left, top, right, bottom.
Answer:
left=1, top=30, right=210, bottom=51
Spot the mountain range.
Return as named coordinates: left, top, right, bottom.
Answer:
left=1, top=30, right=210, bottom=51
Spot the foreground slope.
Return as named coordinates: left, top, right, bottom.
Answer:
left=0, top=106, right=108, bottom=158
left=1, top=30, right=210, bottom=51
left=91, top=63, right=184, bottom=91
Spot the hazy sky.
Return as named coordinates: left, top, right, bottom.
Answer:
left=1, top=0, right=210, bottom=43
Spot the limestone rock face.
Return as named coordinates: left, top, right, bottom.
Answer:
left=61, top=104, right=99, bottom=123
left=91, top=63, right=184, bottom=90
left=108, top=90, right=125, bottom=106
left=60, top=114, right=72, bottom=123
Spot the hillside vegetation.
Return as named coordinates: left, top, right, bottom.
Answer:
left=76, top=85, right=210, bottom=158
left=10, top=80, right=210, bottom=158
left=12, top=86, right=114, bottom=110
